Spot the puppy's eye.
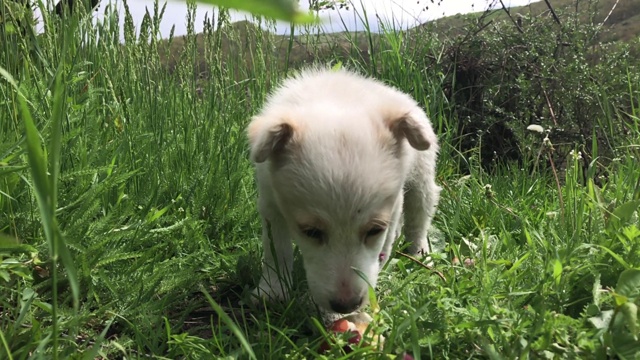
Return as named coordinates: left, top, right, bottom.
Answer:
left=366, top=227, right=385, bottom=238
left=301, top=227, right=325, bottom=242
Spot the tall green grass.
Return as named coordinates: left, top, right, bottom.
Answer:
left=1, top=1, right=639, bottom=358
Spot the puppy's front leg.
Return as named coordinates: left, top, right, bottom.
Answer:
left=380, top=194, right=404, bottom=266
left=403, top=169, right=441, bottom=256
left=254, top=212, right=293, bottom=302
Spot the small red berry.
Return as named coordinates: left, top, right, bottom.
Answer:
left=318, top=340, right=332, bottom=353
left=347, top=330, right=362, bottom=345
left=330, top=319, right=351, bottom=332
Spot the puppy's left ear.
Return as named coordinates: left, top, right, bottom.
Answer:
left=247, top=116, right=296, bottom=163
left=385, top=112, right=431, bottom=151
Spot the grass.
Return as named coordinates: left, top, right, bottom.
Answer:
left=1, top=1, right=640, bottom=359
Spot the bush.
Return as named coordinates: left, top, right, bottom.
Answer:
left=414, top=1, right=640, bottom=174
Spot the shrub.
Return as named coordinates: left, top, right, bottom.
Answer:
left=412, top=0, right=640, bottom=174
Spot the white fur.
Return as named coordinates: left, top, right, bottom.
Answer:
left=247, top=67, right=441, bottom=314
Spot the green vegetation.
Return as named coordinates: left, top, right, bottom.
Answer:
left=192, top=0, right=316, bottom=23
left=1, top=0, right=640, bottom=358
left=425, top=0, right=640, bottom=44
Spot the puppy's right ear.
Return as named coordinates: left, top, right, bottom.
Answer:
left=385, top=112, right=431, bottom=151
left=248, top=117, right=296, bottom=163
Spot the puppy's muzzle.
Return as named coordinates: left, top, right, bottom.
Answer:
left=329, top=295, right=364, bottom=314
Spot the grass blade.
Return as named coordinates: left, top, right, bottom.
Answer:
left=16, top=67, right=80, bottom=358
left=200, top=286, right=256, bottom=360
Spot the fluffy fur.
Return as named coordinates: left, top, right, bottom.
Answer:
left=247, top=67, right=441, bottom=315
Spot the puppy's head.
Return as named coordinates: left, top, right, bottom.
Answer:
left=248, top=104, right=431, bottom=314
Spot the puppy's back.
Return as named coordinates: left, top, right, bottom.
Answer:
left=262, top=68, right=416, bottom=117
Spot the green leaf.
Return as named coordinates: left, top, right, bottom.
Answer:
left=622, top=225, right=640, bottom=242
left=146, top=204, right=171, bottom=223
left=18, top=70, right=80, bottom=314
left=620, top=302, right=638, bottom=336
left=610, top=331, right=640, bottom=360
left=586, top=303, right=601, bottom=317
left=0, top=165, right=27, bottom=175
left=0, top=67, right=19, bottom=90
left=18, top=93, right=53, bottom=241
left=595, top=244, right=631, bottom=269
left=502, top=252, right=530, bottom=277
left=81, top=317, right=115, bottom=360
left=367, top=282, right=379, bottom=314
left=14, top=288, right=36, bottom=331
left=616, top=269, right=640, bottom=299
left=54, top=226, right=80, bottom=310
left=48, top=62, right=65, bottom=212
left=0, top=328, right=11, bottom=360
left=0, top=240, right=37, bottom=255
left=0, top=233, right=18, bottom=247
left=350, top=267, right=379, bottom=313
left=0, top=233, right=37, bottom=255
left=607, top=200, right=640, bottom=229
left=0, top=270, right=9, bottom=282
left=191, top=0, right=317, bottom=24
left=588, top=309, right=613, bottom=330
left=553, top=258, right=563, bottom=287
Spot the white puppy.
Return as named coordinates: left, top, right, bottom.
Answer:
left=247, top=67, right=440, bottom=314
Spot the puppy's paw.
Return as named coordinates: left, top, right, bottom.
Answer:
left=252, top=276, right=288, bottom=304
left=408, top=240, right=434, bottom=267
left=408, top=239, right=431, bottom=257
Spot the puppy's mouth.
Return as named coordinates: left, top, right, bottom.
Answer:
left=327, top=293, right=366, bottom=314
left=311, top=284, right=370, bottom=314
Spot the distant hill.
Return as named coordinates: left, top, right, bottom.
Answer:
left=421, top=0, right=640, bottom=43
left=158, top=0, right=640, bottom=74
left=158, top=19, right=378, bottom=78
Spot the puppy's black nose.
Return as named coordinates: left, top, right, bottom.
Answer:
left=329, top=296, right=363, bottom=314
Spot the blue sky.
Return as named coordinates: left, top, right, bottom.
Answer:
left=39, top=0, right=539, bottom=37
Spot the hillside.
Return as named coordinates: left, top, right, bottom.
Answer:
left=421, top=0, right=640, bottom=43
left=158, top=20, right=379, bottom=78
left=158, top=0, right=640, bottom=73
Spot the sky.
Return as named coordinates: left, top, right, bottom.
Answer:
left=37, top=0, right=539, bottom=38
